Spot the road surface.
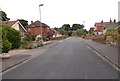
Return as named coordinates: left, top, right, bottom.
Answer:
left=2, top=37, right=118, bottom=79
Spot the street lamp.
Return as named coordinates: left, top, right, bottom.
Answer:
left=83, top=21, right=85, bottom=28
left=39, top=4, right=44, bottom=46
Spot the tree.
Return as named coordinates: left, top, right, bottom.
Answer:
left=62, top=24, right=71, bottom=31
left=68, top=31, right=72, bottom=36
left=76, top=29, right=84, bottom=36
left=83, top=29, right=88, bottom=34
left=17, top=19, right=28, bottom=28
left=58, top=28, right=67, bottom=35
left=54, top=27, right=59, bottom=31
left=72, top=24, right=84, bottom=31
left=0, top=11, right=10, bottom=21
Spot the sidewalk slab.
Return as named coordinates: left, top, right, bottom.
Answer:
left=1, top=54, right=31, bottom=73
left=0, top=40, right=54, bottom=73
left=83, top=39, right=118, bottom=67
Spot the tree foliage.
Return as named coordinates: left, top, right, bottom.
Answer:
left=17, top=19, right=28, bottom=28
left=0, top=11, right=10, bottom=21
left=54, top=23, right=87, bottom=37
left=58, top=29, right=68, bottom=35
left=72, top=24, right=84, bottom=31
left=62, top=24, right=71, bottom=31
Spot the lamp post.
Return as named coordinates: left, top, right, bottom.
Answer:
left=39, top=4, right=43, bottom=46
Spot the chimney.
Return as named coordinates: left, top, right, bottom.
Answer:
left=101, top=20, right=103, bottom=23
left=31, top=21, right=33, bottom=24
left=110, top=18, right=112, bottom=23
left=113, top=19, right=116, bottom=23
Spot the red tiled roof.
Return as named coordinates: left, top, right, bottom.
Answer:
left=2, top=21, right=17, bottom=26
left=27, top=21, right=50, bottom=28
left=95, top=22, right=115, bottom=27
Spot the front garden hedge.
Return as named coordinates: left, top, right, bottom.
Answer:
left=1, top=23, right=21, bottom=53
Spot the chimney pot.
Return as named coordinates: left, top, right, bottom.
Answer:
left=31, top=21, right=33, bottom=24
left=101, top=20, right=103, bottom=23
left=110, top=18, right=112, bottom=23
left=114, top=19, right=116, bottom=23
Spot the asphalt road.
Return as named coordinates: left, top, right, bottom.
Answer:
left=3, top=37, right=118, bottom=79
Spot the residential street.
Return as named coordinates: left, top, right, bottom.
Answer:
left=2, top=37, right=118, bottom=79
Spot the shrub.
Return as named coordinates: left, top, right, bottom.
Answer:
left=1, top=25, right=12, bottom=53
left=30, top=43, right=37, bottom=49
left=6, top=29, right=21, bottom=49
left=2, top=38, right=12, bottom=53
left=21, top=44, right=30, bottom=49
left=23, top=35, right=32, bottom=42
left=2, top=24, right=21, bottom=49
left=43, top=36, right=49, bottom=41
left=35, top=36, right=42, bottom=42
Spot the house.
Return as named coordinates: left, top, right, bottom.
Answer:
left=3, top=20, right=27, bottom=36
left=26, top=20, right=54, bottom=38
left=51, top=28, right=62, bottom=38
left=103, top=23, right=118, bottom=34
left=94, top=19, right=116, bottom=35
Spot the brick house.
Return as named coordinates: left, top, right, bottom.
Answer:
left=26, top=20, right=54, bottom=38
left=3, top=20, right=27, bottom=37
left=94, top=19, right=116, bottom=35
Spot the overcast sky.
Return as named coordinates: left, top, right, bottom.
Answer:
left=0, top=0, right=119, bottom=30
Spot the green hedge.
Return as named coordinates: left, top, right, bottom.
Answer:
left=2, top=38, right=12, bottom=53
left=1, top=23, right=21, bottom=53
left=2, top=24, right=21, bottom=49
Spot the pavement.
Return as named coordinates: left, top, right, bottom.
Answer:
left=2, top=37, right=118, bottom=79
left=83, top=39, right=119, bottom=68
left=1, top=41, right=56, bottom=73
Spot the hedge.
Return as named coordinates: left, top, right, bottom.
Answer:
left=1, top=23, right=21, bottom=53
left=2, top=24, right=21, bottom=49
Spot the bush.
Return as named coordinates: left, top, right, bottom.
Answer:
left=23, top=35, right=32, bottom=42
left=30, top=43, right=37, bottom=49
left=2, top=24, right=21, bottom=49
left=35, top=36, right=42, bottom=42
left=21, top=44, right=30, bottom=49
left=43, top=36, right=49, bottom=41
left=1, top=25, right=12, bottom=53
left=2, top=38, right=12, bottom=53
